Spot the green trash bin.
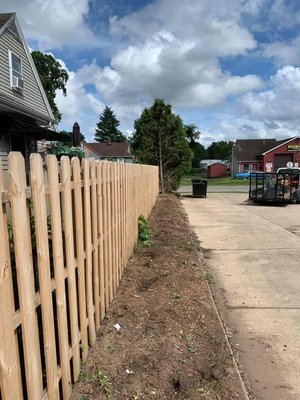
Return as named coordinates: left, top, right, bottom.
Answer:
left=192, top=179, right=207, bottom=198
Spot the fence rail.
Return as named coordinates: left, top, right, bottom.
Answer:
left=0, top=152, right=159, bottom=400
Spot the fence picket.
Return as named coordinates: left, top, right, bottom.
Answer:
left=96, top=162, right=105, bottom=320
left=0, top=159, right=23, bottom=399
left=30, top=154, right=58, bottom=399
left=47, top=155, right=72, bottom=398
left=107, top=163, right=113, bottom=302
left=71, top=157, right=89, bottom=362
left=102, top=162, right=109, bottom=310
left=8, top=152, right=43, bottom=399
left=60, top=156, right=80, bottom=381
left=90, top=161, right=100, bottom=331
left=111, top=163, right=116, bottom=295
left=82, top=159, right=96, bottom=346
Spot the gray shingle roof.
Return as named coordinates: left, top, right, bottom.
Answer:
left=234, top=139, right=278, bottom=161
left=0, top=13, right=14, bottom=30
left=84, top=142, right=132, bottom=158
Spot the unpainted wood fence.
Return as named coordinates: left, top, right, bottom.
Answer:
left=0, top=152, right=159, bottom=400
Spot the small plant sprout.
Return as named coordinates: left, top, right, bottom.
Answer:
left=96, top=371, right=111, bottom=399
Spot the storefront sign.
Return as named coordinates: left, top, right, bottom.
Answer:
left=287, top=144, right=300, bottom=152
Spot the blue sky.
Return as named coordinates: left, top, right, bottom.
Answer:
left=2, top=0, right=300, bottom=147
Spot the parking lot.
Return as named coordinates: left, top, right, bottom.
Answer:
left=182, top=193, right=300, bottom=400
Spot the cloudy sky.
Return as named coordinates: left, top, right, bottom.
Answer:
left=2, top=0, right=300, bottom=146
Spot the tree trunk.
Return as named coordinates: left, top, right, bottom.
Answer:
left=159, top=134, right=164, bottom=193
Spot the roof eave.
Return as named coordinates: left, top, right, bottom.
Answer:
left=261, top=136, right=300, bottom=155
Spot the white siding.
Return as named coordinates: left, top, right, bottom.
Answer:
left=0, top=23, right=51, bottom=120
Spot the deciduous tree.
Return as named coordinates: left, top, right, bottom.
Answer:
left=207, top=140, right=234, bottom=160
left=131, top=99, right=192, bottom=192
left=184, top=124, right=208, bottom=168
left=31, top=50, right=69, bottom=122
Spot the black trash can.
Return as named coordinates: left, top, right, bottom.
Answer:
left=192, top=179, right=208, bottom=198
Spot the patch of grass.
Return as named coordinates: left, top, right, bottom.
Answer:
left=180, top=174, right=249, bottom=186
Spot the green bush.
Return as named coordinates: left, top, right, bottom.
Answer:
left=48, top=142, right=84, bottom=159
left=137, top=215, right=152, bottom=248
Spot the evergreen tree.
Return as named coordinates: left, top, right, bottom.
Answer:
left=95, top=106, right=126, bottom=142
left=131, top=99, right=192, bottom=192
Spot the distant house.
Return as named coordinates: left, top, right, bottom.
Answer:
left=83, top=142, right=134, bottom=163
left=232, top=137, right=300, bottom=175
left=207, top=162, right=228, bottom=178
left=199, top=159, right=222, bottom=170
left=0, top=12, right=68, bottom=171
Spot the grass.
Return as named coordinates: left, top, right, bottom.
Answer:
left=180, top=174, right=249, bottom=186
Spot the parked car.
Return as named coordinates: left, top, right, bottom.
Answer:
left=234, top=170, right=262, bottom=179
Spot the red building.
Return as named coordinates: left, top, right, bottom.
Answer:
left=207, top=162, right=228, bottom=178
left=232, top=137, right=300, bottom=174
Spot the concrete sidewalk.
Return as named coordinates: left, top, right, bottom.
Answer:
left=182, top=193, right=300, bottom=400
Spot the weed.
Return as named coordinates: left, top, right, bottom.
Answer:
left=107, top=344, right=116, bottom=353
left=137, top=215, right=152, bottom=248
left=185, top=334, right=196, bottom=353
left=79, top=368, right=111, bottom=399
left=187, top=344, right=196, bottom=353
left=182, top=260, right=198, bottom=268
left=96, top=371, right=111, bottom=398
left=173, top=293, right=181, bottom=300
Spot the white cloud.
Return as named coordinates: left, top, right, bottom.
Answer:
left=55, top=66, right=106, bottom=141
left=1, top=0, right=95, bottom=49
left=263, top=36, right=300, bottom=66
left=242, top=65, right=300, bottom=122
left=270, top=0, right=300, bottom=30
left=98, top=0, right=260, bottom=108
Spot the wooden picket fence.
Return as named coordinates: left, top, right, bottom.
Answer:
left=0, top=152, right=159, bottom=400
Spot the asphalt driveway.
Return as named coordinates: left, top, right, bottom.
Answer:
left=182, top=193, right=300, bottom=400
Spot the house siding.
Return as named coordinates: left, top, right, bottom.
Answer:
left=0, top=22, right=50, bottom=120
left=0, top=135, right=10, bottom=170
left=262, top=138, right=300, bottom=172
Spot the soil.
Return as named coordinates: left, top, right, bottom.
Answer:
left=72, top=194, right=249, bottom=400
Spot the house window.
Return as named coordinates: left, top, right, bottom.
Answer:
left=117, top=158, right=124, bottom=163
left=9, top=51, right=24, bottom=91
left=243, top=163, right=249, bottom=171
